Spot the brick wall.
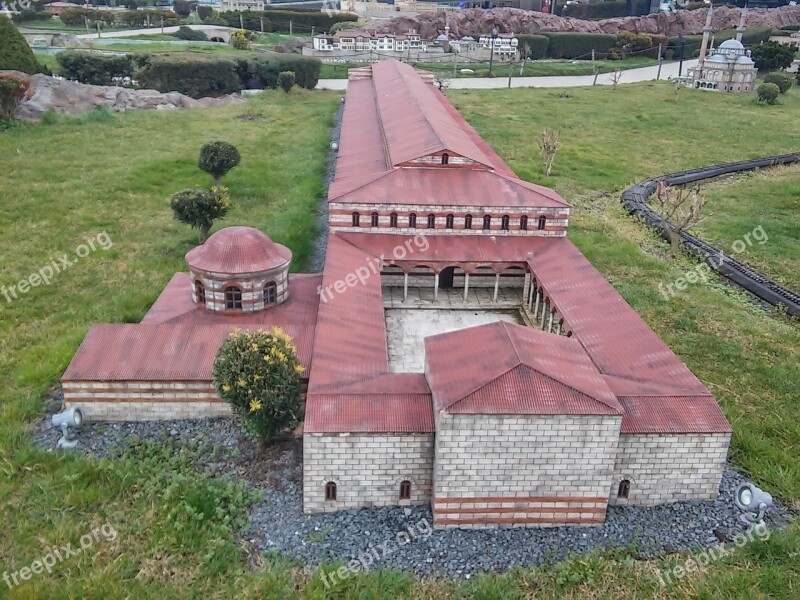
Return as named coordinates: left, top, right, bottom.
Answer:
left=609, top=433, right=731, bottom=506
left=433, top=413, right=621, bottom=528
left=303, top=433, right=435, bottom=513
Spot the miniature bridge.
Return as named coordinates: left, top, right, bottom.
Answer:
left=620, top=153, right=800, bottom=316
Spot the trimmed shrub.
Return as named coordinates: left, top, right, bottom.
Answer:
left=278, top=70, right=295, bottom=93
left=60, top=8, right=114, bottom=27
left=235, top=54, right=320, bottom=90
left=0, top=16, right=40, bottom=74
left=756, top=82, right=780, bottom=105
left=56, top=51, right=133, bottom=85
left=217, top=9, right=356, bottom=33
left=11, top=9, right=51, bottom=23
left=763, top=72, right=793, bottom=94
left=610, top=32, right=656, bottom=60
left=198, top=141, right=241, bottom=187
left=172, top=25, right=208, bottom=41
left=173, top=0, right=192, bottom=17
left=197, top=5, right=213, bottom=20
left=0, top=74, right=31, bottom=121
left=231, top=29, right=250, bottom=50
left=213, top=328, right=304, bottom=445
left=517, top=34, right=549, bottom=60
left=135, top=55, right=242, bottom=98
left=542, top=32, right=617, bottom=60
left=168, top=187, right=230, bottom=243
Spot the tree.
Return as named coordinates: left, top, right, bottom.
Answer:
left=169, top=187, right=231, bottom=243
left=213, top=328, right=304, bottom=445
left=198, top=141, right=241, bottom=188
left=0, top=74, right=31, bottom=122
left=173, top=0, right=192, bottom=17
left=652, top=181, right=711, bottom=258
left=0, top=16, right=40, bottom=74
left=537, top=128, right=562, bottom=177
left=231, top=29, right=250, bottom=50
left=610, top=68, right=623, bottom=90
left=278, top=70, right=295, bottom=93
left=750, top=41, right=795, bottom=72
left=756, top=82, right=780, bottom=105
left=197, top=5, right=213, bottom=20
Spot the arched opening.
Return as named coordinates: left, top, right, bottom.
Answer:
left=427, top=213, right=436, bottom=229
left=371, top=211, right=379, bottom=227
left=325, top=481, right=337, bottom=501
left=399, top=480, right=412, bottom=500
left=537, top=215, right=547, bottom=231
left=225, top=286, right=242, bottom=310
left=195, top=280, right=206, bottom=305
left=441, top=153, right=449, bottom=165
left=520, top=215, right=528, bottom=231
left=439, top=266, right=455, bottom=289
left=618, top=479, right=630, bottom=499
left=482, top=214, right=491, bottom=230
left=445, top=214, right=454, bottom=229
left=464, top=214, right=473, bottom=230
left=409, top=213, right=417, bottom=229
left=263, top=282, right=277, bottom=305
left=390, top=212, right=398, bottom=228
left=352, top=211, right=360, bottom=227
left=501, top=215, right=510, bottom=231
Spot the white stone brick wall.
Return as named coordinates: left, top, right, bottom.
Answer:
left=189, top=265, right=290, bottom=312
left=303, top=433, right=435, bottom=513
left=433, top=413, right=621, bottom=528
left=610, top=432, right=731, bottom=506
left=65, top=400, right=231, bottom=421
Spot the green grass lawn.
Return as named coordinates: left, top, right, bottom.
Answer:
left=0, top=82, right=798, bottom=598
left=319, top=56, right=659, bottom=79
left=693, top=164, right=800, bottom=291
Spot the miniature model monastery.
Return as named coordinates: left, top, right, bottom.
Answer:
left=63, top=60, right=731, bottom=529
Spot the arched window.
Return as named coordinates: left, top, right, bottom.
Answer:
left=501, top=215, right=510, bottom=231
left=445, top=214, right=454, bottom=229
left=537, top=215, right=547, bottom=231
left=618, top=480, right=630, bottom=499
left=352, top=211, right=360, bottom=227
left=441, top=153, right=449, bottom=165
left=195, top=280, right=206, bottom=305
left=482, top=214, right=491, bottom=230
left=325, top=481, right=337, bottom=501
left=464, top=214, right=472, bottom=230
left=263, top=282, right=277, bottom=305
left=427, top=213, right=436, bottom=229
left=371, top=212, right=379, bottom=227
left=225, top=286, right=242, bottom=310
left=409, top=213, right=417, bottom=229
left=520, top=215, right=528, bottom=231
left=390, top=212, right=398, bottom=228
left=399, top=480, right=411, bottom=500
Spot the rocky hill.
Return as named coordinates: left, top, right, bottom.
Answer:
left=371, top=5, right=800, bottom=39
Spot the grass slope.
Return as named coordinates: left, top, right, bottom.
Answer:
left=0, top=82, right=798, bottom=598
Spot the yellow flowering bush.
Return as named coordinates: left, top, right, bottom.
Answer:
left=212, top=327, right=303, bottom=444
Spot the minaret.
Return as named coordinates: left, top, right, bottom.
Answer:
left=736, top=4, right=748, bottom=43
left=694, top=5, right=714, bottom=85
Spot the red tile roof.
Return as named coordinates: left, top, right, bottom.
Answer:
left=185, top=226, right=291, bottom=274
left=619, top=396, right=732, bottom=434
left=425, top=322, right=623, bottom=415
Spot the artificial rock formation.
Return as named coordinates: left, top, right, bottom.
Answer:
left=1, top=71, right=244, bottom=121
left=372, top=6, right=800, bottom=40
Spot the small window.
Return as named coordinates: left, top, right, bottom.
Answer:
left=352, top=212, right=360, bottom=227
left=427, top=213, right=436, bottom=229
left=371, top=212, right=379, bottom=227
left=501, top=215, right=510, bottom=231
left=538, top=215, right=547, bottom=231
left=325, top=481, right=337, bottom=501
left=618, top=480, right=630, bottom=499
left=464, top=214, right=472, bottom=230
left=445, top=214, right=454, bottom=229
left=520, top=215, right=528, bottom=231
left=263, top=282, right=277, bottom=305
left=399, top=480, right=411, bottom=500
left=195, top=281, right=205, bottom=305
left=225, top=286, right=242, bottom=310
left=409, top=213, right=417, bottom=229
left=390, top=212, right=398, bottom=228
left=441, top=153, right=449, bottom=165
left=482, top=214, right=491, bottom=230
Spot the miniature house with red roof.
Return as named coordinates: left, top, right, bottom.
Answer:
left=62, top=60, right=731, bottom=529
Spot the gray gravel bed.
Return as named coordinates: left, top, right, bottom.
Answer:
left=33, top=407, right=794, bottom=580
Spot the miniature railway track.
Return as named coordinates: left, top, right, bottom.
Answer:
left=620, top=153, right=800, bottom=316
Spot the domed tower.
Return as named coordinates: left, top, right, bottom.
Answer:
left=185, top=226, right=292, bottom=313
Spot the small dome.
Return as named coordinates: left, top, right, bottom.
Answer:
left=735, top=55, right=755, bottom=65
left=719, top=39, right=744, bottom=51
left=436, top=34, right=449, bottom=41
left=186, top=226, right=291, bottom=274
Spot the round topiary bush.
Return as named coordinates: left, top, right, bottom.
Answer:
left=763, top=72, right=793, bottom=94
left=213, top=328, right=304, bottom=444
left=278, top=70, right=295, bottom=94
left=0, top=15, right=40, bottom=74
left=756, top=82, right=780, bottom=105
left=198, top=140, right=241, bottom=188
left=168, top=187, right=230, bottom=243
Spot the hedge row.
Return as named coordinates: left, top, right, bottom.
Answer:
left=216, top=9, right=357, bottom=34
left=541, top=32, right=617, bottom=59
left=135, top=55, right=242, bottom=98
left=60, top=8, right=180, bottom=28
left=235, top=54, right=321, bottom=90
left=561, top=0, right=651, bottom=19
left=57, top=51, right=133, bottom=85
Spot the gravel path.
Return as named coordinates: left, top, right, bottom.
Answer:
left=33, top=408, right=794, bottom=580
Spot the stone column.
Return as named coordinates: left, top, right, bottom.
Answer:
left=493, top=273, right=500, bottom=303
left=434, top=271, right=440, bottom=302
left=540, top=299, right=547, bottom=328
left=463, top=272, right=470, bottom=302
left=403, top=272, right=409, bottom=303
left=556, top=321, right=562, bottom=335
left=534, top=289, right=541, bottom=319
left=548, top=311, right=554, bottom=332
